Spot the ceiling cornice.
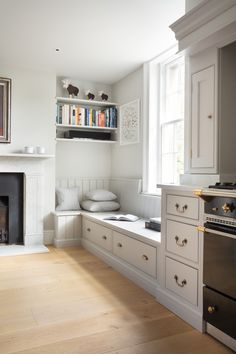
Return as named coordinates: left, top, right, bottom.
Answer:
left=170, top=0, right=236, bottom=50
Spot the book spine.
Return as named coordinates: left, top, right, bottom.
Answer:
left=89, top=108, right=93, bottom=127
left=105, top=108, right=109, bottom=127
left=100, top=111, right=105, bottom=127
left=76, top=106, right=80, bottom=125
left=92, top=109, right=96, bottom=126
left=80, top=107, right=85, bottom=126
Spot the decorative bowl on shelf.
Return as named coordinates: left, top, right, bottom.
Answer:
left=24, top=146, right=34, bottom=154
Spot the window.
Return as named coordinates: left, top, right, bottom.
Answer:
left=143, top=47, right=185, bottom=193
left=160, top=56, right=184, bottom=184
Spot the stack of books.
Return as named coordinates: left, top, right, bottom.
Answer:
left=56, top=104, right=117, bottom=128
left=145, top=217, right=161, bottom=232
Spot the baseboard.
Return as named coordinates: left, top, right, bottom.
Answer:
left=156, top=286, right=203, bottom=332
left=82, top=238, right=158, bottom=297
left=44, top=230, right=55, bottom=245
left=54, top=238, right=81, bottom=248
left=206, top=323, right=236, bottom=352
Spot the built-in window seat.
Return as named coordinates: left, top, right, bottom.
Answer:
left=54, top=177, right=161, bottom=295
left=54, top=209, right=161, bottom=296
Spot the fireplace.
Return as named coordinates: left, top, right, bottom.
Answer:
left=0, top=196, right=9, bottom=243
left=0, top=173, right=24, bottom=245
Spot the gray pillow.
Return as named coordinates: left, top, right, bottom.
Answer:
left=81, top=200, right=120, bottom=212
left=56, top=187, right=81, bottom=211
left=85, top=189, right=117, bottom=201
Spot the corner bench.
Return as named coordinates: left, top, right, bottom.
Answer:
left=54, top=210, right=161, bottom=295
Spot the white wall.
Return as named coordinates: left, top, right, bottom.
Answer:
left=111, top=67, right=143, bottom=179
left=0, top=64, right=56, bottom=231
left=56, top=141, right=111, bottom=179
left=111, top=67, right=161, bottom=217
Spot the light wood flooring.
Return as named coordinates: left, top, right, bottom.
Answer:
left=0, top=246, right=233, bottom=354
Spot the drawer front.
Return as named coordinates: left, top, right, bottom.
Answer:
left=83, top=219, right=112, bottom=252
left=113, top=232, right=156, bottom=278
left=165, top=257, right=198, bottom=305
left=166, top=194, right=199, bottom=220
left=166, top=220, right=199, bottom=262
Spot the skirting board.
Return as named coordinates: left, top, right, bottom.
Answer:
left=54, top=238, right=81, bottom=248
left=206, top=323, right=236, bottom=352
left=82, top=238, right=158, bottom=297
left=44, top=230, right=55, bottom=245
left=156, top=286, right=203, bottom=332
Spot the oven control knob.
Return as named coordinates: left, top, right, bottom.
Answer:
left=222, top=203, right=235, bottom=213
left=208, top=306, right=216, bottom=314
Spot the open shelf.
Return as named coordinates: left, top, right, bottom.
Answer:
left=56, top=138, right=116, bottom=144
left=56, top=124, right=117, bottom=131
left=56, top=96, right=118, bottom=107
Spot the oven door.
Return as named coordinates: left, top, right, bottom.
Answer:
left=203, top=225, right=236, bottom=299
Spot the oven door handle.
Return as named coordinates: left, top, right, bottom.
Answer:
left=197, top=225, right=236, bottom=240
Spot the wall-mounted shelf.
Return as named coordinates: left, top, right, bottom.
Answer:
left=0, top=153, right=54, bottom=158
left=56, top=96, right=118, bottom=107
left=56, top=124, right=117, bottom=131
left=56, top=138, right=116, bottom=144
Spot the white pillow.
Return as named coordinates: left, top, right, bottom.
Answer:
left=56, top=187, right=81, bottom=211
left=81, top=200, right=120, bottom=212
left=85, top=189, right=117, bottom=201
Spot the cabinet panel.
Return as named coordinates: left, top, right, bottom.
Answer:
left=191, top=66, right=215, bottom=169
left=113, top=232, right=157, bottom=278
left=166, top=257, right=198, bottom=306
left=166, top=220, right=199, bottom=263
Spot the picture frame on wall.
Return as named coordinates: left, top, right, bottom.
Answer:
left=0, top=77, right=11, bottom=143
left=120, top=99, right=140, bottom=145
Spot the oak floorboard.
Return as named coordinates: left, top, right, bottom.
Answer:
left=0, top=246, right=233, bottom=354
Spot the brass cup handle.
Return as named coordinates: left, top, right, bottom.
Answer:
left=175, top=203, right=188, bottom=213
left=87, top=228, right=91, bottom=232
left=175, top=236, right=188, bottom=247
left=174, top=275, right=187, bottom=287
left=208, top=306, right=216, bottom=314
left=102, top=235, right=107, bottom=240
left=142, top=254, right=148, bottom=261
left=117, top=242, right=122, bottom=248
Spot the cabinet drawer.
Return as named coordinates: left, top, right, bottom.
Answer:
left=83, top=219, right=112, bottom=252
left=166, top=220, right=199, bottom=263
left=113, top=232, right=157, bottom=278
left=166, top=194, right=199, bottom=220
left=165, top=257, right=198, bottom=305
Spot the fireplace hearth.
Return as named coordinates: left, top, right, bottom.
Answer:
left=0, top=173, right=24, bottom=244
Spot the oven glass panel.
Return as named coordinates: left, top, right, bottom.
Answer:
left=204, top=232, right=236, bottom=299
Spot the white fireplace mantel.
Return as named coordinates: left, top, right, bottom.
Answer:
left=0, top=153, right=54, bottom=158
left=0, top=156, right=51, bottom=247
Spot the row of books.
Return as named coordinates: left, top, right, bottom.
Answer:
left=56, top=104, right=117, bottom=128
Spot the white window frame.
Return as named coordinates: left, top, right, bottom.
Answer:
left=142, top=45, right=184, bottom=194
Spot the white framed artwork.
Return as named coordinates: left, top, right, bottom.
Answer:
left=120, top=99, right=140, bottom=145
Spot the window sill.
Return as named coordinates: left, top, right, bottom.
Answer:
left=140, top=190, right=161, bottom=197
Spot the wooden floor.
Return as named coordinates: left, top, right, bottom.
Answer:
left=0, top=247, right=233, bottom=354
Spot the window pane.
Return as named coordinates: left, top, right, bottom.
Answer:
left=161, top=124, right=174, bottom=154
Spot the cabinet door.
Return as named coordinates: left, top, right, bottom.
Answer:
left=191, top=66, right=215, bottom=170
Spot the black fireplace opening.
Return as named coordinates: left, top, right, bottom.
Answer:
left=0, top=173, right=24, bottom=245
left=0, top=196, right=9, bottom=243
